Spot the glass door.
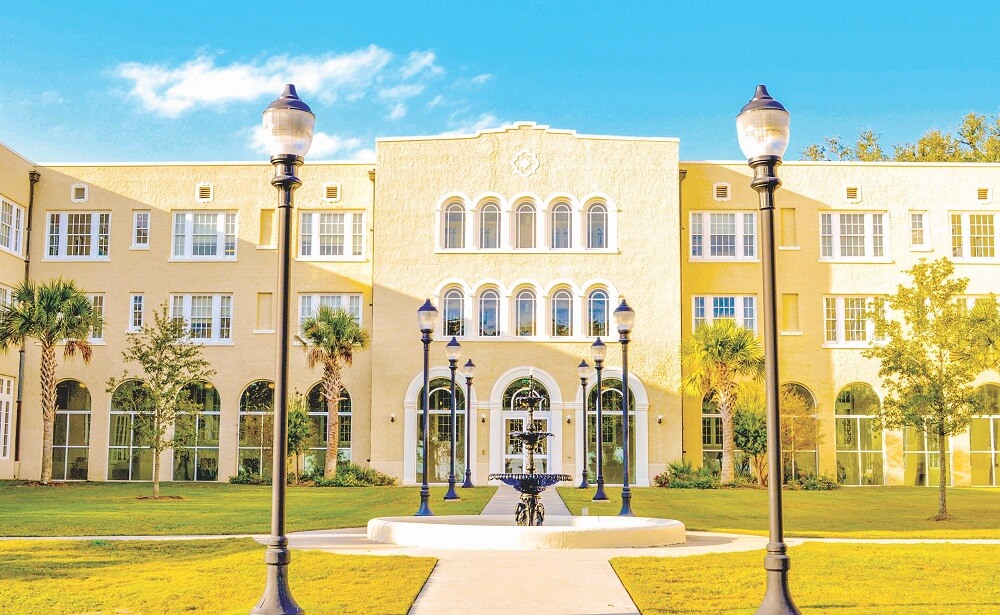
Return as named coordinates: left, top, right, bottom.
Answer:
left=504, top=415, right=549, bottom=473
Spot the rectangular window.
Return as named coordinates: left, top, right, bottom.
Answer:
left=299, top=293, right=364, bottom=331
left=692, top=295, right=757, bottom=332
left=299, top=211, right=365, bottom=259
left=169, top=294, right=234, bottom=343
left=89, top=294, right=105, bottom=342
left=0, top=283, right=11, bottom=308
left=129, top=294, right=144, bottom=331
left=0, top=375, right=13, bottom=459
left=46, top=212, right=111, bottom=259
left=910, top=212, right=928, bottom=249
left=132, top=211, right=150, bottom=249
left=0, top=198, right=25, bottom=257
left=819, top=212, right=887, bottom=260
left=690, top=211, right=756, bottom=260
left=951, top=212, right=997, bottom=259
left=171, top=211, right=238, bottom=259
left=824, top=296, right=879, bottom=346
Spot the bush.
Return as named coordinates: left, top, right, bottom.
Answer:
left=654, top=459, right=718, bottom=489
left=313, top=463, right=397, bottom=487
left=793, top=473, right=840, bottom=491
left=229, top=471, right=272, bottom=486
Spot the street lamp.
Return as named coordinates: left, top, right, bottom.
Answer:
left=614, top=299, right=635, bottom=517
left=737, top=84, right=799, bottom=615
left=590, top=338, right=608, bottom=502
left=462, top=359, right=476, bottom=488
left=444, top=337, right=462, bottom=501
left=251, top=84, right=314, bottom=615
left=577, top=360, right=590, bottom=489
left=416, top=299, right=439, bottom=516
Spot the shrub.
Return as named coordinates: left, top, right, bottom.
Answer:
left=313, top=463, right=397, bottom=487
left=228, top=471, right=272, bottom=486
left=655, top=459, right=718, bottom=489
left=796, top=473, right=840, bottom=491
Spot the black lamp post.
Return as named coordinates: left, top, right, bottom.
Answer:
left=737, top=84, right=799, bottom=615
left=462, top=359, right=476, bottom=488
left=577, top=360, right=590, bottom=489
left=444, top=337, right=462, bottom=501
left=416, top=299, right=439, bottom=516
left=591, top=338, right=608, bottom=502
left=614, top=299, right=636, bottom=517
left=251, top=84, right=314, bottom=615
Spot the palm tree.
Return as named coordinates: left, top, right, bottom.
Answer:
left=681, top=319, right=764, bottom=483
left=295, top=306, right=370, bottom=478
left=0, top=278, right=102, bottom=483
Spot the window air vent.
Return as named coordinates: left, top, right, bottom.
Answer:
left=71, top=184, right=88, bottom=203
left=324, top=183, right=341, bottom=202
left=845, top=186, right=861, bottom=202
left=712, top=182, right=731, bottom=201
left=977, top=187, right=991, bottom=201
left=196, top=183, right=214, bottom=202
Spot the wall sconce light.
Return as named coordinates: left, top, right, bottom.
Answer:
left=657, top=414, right=663, bottom=424
left=480, top=414, right=486, bottom=424
left=566, top=415, right=572, bottom=424
left=390, top=413, right=396, bottom=423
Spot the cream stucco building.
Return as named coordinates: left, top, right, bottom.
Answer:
left=1, top=122, right=998, bottom=487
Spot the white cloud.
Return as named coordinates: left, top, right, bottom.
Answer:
left=388, top=103, right=407, bottom=121
left=442, top=113, right=500, bottom=136
left=401, top=50, right=443, bottom=79
left=471, top=73, right=492, bottom=85
left=428, top=95, right=444, bottom=108
left=40, top=91, right=64, bottom=105
left=379, top=84, right=425, bottom=100
left=249, top=125, right=367, bottom=159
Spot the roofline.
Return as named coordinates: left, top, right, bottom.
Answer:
left=376, top=121, right=680, bottom=144
left=0, top=139, right=38, bottom=166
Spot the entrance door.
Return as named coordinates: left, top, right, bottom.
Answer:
left=503, top=415, right=549, bottom=473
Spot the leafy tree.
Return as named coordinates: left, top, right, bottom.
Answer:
left=733, top=407, right=767, bottom=486
left=107, top=305, right=214, bottom=498
left=681, top=320, right=764, bottom=483
left=780, top=387, right=822, bottom=480
left=863, top=258, right=1000, bottom=519
left=0, top=278, right=101, bottom=483
left=286, top=391, right=314, bottom=483
left=295, top=306, right=370, bottom=478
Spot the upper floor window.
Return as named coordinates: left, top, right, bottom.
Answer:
left=89, top=294, right=105, bottom=342
left=0, top=283, right=11, bottom=308
left=820, top=212, right=886, bottom=260
left=171, top=294, right=233, bottom=343
left=824, top=296, right=881, bottom=346
left=443, top=288, right=465, bottom=336
left=299, top=294, right=362, bottom=330
left=479, top=203, right=500, bottom=249
left=479, top=289, right=500, bottom=336
left=129, top=294, right=144, bottom=332
left=132, top=210, right=150, bottom=250
left=551, top=203, right=571, bottom=249
left=443, top=204, right=466, bottom=249
left=693, top=295, right=757, bottom=333
left=951, top=212, right=996, bottom=260
left=299, top=211, right=364, bottom=259
left=515, top=289, right=536, bottom=336
left=690, top=211, right=756, bottom=260
left=552, top=289, right=573, bottom=337
left=1, top=198, right=25, bottom=257
left=172, top=211, right=236, bottom=260
left=587, top=289, right=609, bottom=337
left=587, top=203, right=608, bottom=249
left=514, top=203, right=536, bottom=249
left=909, top=211, right=928, bottom=250
left=47, top=212, right=110, bottom=260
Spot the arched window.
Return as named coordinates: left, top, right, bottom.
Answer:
left=53, top=380, right=91, bottom=481
left=781, top=383, right=818, bottom=481
left=307, top=383, right=352, bottom=470
left=108, top=380, right=154, bottom=481
left=238, top=380, right=275, bottom=476
left=416, top=377, right=466, bottom=484
left=587, top=289, right=609, bottom=337
left=514, top=203, right=536, bottom=249
left=443, top=288, right=465, bottom=337
left=443, top=203, right=465, bottom=249
left=502, top=376, right=550, bottom=473
left=502, top=377, right=550, bottom=411
left=586, top=377, right=636, bottom=484
left=587, top=203, right=608, bottom=249
left=479, top=203, right=500, bottom=249
left=515, top=289, right=536, bottom=336
left=835, top=383, right=883, bottom=485
left=173, top=381, right=221, bottom=481
left=479, top=289, right=501, bottom=336
left=551, top=289, right=573, bottom=336
left=700, top=393, right=723, bottom=476
left=971, top=383, right=1000, bottom=485
left=551, top=203, right=571, bottom=249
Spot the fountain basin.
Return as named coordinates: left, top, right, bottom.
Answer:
left=367, top=514, right=685, bottom=550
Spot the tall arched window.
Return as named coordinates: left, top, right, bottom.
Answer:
left=108, top=380, right=154, bottom=481
left=514, top=203, right=536, bottom=249
left=479, top=203, right=500, bottom=249
left=587, top=203, right=608, bottom=249
left=551, top=203, right=572, bottom=249
left=307, top=383, right=352, bottom=470
left=416, top=377, right=466, bottom=483
left=971, top=383, right=1000, bottom=486
left=238, top=380, right=275, bottom=476
left=781, top=383, right=818, bottom=481
left=502, top=377, right=551, bottom=473
left=443, top=203, right=465, bottom=249
left=551, top=289, right=573, bottom=337
left=443, top=288, right=465, bottom=336
left=173, top=381, right=221, bottom=481
left=587, top=289, right=609, bottom=336
left=587, top=378, right=636, bottom=483
left=53, top=380, right=91, bottom=481
left=835, top=383, right=883, bottom=485
left=479, top=289, right=501, bottom=336
left=515, top=289, right=536, bottom=336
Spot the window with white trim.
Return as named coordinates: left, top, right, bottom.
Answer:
left=443, top=203, right=466, bottom=249
left=690, top=211, right=757, bottom=259
left=820, top=212, right=886, bottom=260
left=478, top=289, right=501, bottom=336
left=514, top=203, right=536, bottom=249
left=824, top=296, right=882, bottom=346
left=0, top=283, right=12, bottom=308
left=909, top=211, right=928, bottom=249
left=479, top=204, right=500, bottom=249
left=951, top=212, right=997, bottom=259
left=514, top=289, right=536, bottom=335
left=89, top=294, right=105, bottom=342
left=443, top=288, right=465, bottom=336
left=47, top=212, right=111, bottom=259
left=551, top=203, right=572, bottom=249
left=587, top=203, right=608, bottom=249
left=692, top=295, right=757, bottom=332
left=1, top=198, right=25, bottom=257
left=587, top=289, right=609, bottom=337
left=298, top=294, right=362, bottom=331
left=170, top=294, right=233, bottom=343
left=129, top=294, right=144, bottom=331
left=171, top=211, right=237, bottom=260
left=299, top=211, right=365, bottom=258
left=551, top=289, right=573, bottom=336
left=0, top=375, right=13, bottom=459
left=132, top=211, right=150, bottom=249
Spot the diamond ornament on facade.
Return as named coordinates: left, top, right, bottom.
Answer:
left=512, top=150, right=540, bottom=177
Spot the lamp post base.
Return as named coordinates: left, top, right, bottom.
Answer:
left=754, top=545, right=799, bottom=614
left=416, top=486, right=434, bottom=516
left=619, top=488, right=634, bottom=516
left=444, top=475, right=460, bottom=500
left=462, top=469, right=474, bottom=488
left=578, top=470, right=589, bottom=489
left=250, top=542, right=303, bottom=615
left=592, top=480, right=609, bottom=501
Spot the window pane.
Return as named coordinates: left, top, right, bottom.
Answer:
left=479, top=291, right=500, bottom=336
left=515, top=205, right=535, bottom=249
left=552, top=205, right=571, bottom=248
left=839, top=213, right=866, bottom=257
left=552, top=291, right=572, bottom=336
left=587, top=204, right=607, bottom=249
left=709, top=213, right=736, bottom=257
left=480, top=205, right=499, bottom=249
left=191, top=213, right=218, bottom=256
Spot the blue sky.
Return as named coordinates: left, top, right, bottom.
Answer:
left=1, top=1, right=997, bottom=163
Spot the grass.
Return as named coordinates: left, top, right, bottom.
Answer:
left=612, top=543, right=1000, bottom=614
left=0, top=482, right=496, bottom=536
left=558, top=486, right=1000, bottom=538
left=0, top=538, right=434, bottom=615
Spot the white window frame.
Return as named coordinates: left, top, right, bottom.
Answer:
left=909, top=210, right=930, bottom=251
left=442, top=288, right=466, bottom=337
left=171, top=211, right=237, bottom=261
left=823, top=296, right=880, bottom=347
left=170, top=294, right=233, bottom=344
left=129, top=294, right=144, bottom=332
left=692, top=295, right=757, bottom=333
left=298, top=293, right=363, bottom=332
left=819, top=211, right=888, bottom=261
left=689, top=211, right=757, bottom=261
left=950, top=211, right=998, bottom=261
left=0, top=375, right=13, bottom=459
left=46, top=211, right=111, bottom=260
left=0, top=197, right=25, bottom=257
left=298, top=210, right=365, bottom=260
left=478, top=203, right=501, bottom=249
left=0, top=283, right=12, bottom=308
left=478, top=289, right=501, bottom=336
left=88, top=293, right=105, bottom=343
left=131, top=210, right=150, bottom=250
left=442, top=203, right=466, bottom=250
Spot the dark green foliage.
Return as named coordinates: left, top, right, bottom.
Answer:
left=313, top=463, right=397, bottom=487
left=653, top=459, right=718, bottom=489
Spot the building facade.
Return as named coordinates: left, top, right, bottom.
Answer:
left=0, top=122, right=998, bottom=487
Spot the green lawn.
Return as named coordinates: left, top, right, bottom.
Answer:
left=0, top=538, right=434, bottom=615
left=612, top=543, right=1000, bottom=614
left=0, top=482, right=496, bottom=536
left=558, top=486, right=1000, bottom=538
